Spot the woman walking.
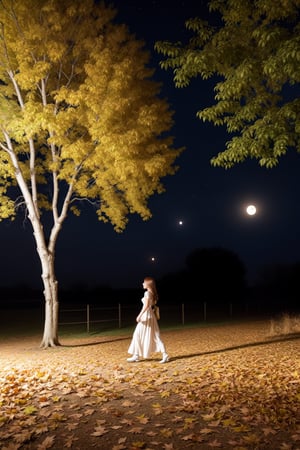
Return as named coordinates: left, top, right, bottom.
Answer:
left=127, top=277, right=169, bottom=363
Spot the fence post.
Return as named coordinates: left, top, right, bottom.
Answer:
left=118, top=303, right=121, bottom=328
left=87, top=304, right=90, bottom=333
left=203, top=302, right=207, bottom=321
left=181, top=303, right=185, bottom=325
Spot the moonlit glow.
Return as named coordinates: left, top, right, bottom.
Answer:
left=246, top=205, right=256, bottom=216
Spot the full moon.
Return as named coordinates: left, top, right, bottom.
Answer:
left=246, top=205, right=257, bottom=216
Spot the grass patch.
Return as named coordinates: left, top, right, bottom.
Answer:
left=269, top=313, right=300, bottom=336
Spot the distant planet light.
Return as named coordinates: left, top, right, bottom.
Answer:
left=178, top=220, right=183, bottom=226
left=151, top=257, right=156, bottom=262
left=246, top=205, right=256, bottom=216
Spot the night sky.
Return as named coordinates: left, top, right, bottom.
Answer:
left=0, top=0, right=299, bottom=290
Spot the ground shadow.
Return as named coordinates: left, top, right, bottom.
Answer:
left=61, top=331, right=300, bottom=354
left=62, top=336, right=131, bottom=348
left=168, top=332, right=300, bottom=362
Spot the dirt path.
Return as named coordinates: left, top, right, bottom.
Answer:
left=0, top=320, right=299, bottom=449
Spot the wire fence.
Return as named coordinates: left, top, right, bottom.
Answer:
left=59, top=304, right=122, bottom=333
left=0, top=298, right=297, bottom=337
left=58, top=302, right=249, bottom=333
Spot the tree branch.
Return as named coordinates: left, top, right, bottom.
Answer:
left=29, top=139, right=40, bottom=219
left=0, top=139, right=10, bottom=152
left=7, top=70, right=24, bottom=109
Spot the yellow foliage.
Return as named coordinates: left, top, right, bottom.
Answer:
left=0, top=0, right=182, bottom=229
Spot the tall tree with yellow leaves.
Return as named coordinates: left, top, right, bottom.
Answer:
left=0, top=0, right=181, bottom=347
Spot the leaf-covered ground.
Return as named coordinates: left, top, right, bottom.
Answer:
left=0, top=320, right=299, bottom=449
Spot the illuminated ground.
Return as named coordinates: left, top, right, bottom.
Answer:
left=0, top=320, right=299, bottom=449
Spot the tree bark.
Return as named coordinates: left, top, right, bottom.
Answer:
left=35, top=231, right=61, bottom=348
left=40, top=259, right=60, bottom=348
left=30, top=219, right=61, bottom=348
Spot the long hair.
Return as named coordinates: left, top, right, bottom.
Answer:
left=144, top=276, right=158, bottom=304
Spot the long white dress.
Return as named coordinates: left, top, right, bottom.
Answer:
left=128, top=291, right=166, bottom=359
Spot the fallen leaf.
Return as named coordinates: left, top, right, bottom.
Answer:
left=37, top=435, right=55, bottom=449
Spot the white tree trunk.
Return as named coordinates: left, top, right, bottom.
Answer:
left=34, top=229, right=61, bottom=348
left=3, top=83, right=69, bottom=349
left=30, top=217, right=61, bottom=348
left=40, top=257, right=60, bottom=348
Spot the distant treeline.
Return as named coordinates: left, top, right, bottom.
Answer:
left=0, top=247, right=299, bottom=315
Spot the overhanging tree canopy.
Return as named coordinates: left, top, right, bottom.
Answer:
left=155, top=0, right=300, bottom=168
left=0, top=0, right=181, bottom=347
